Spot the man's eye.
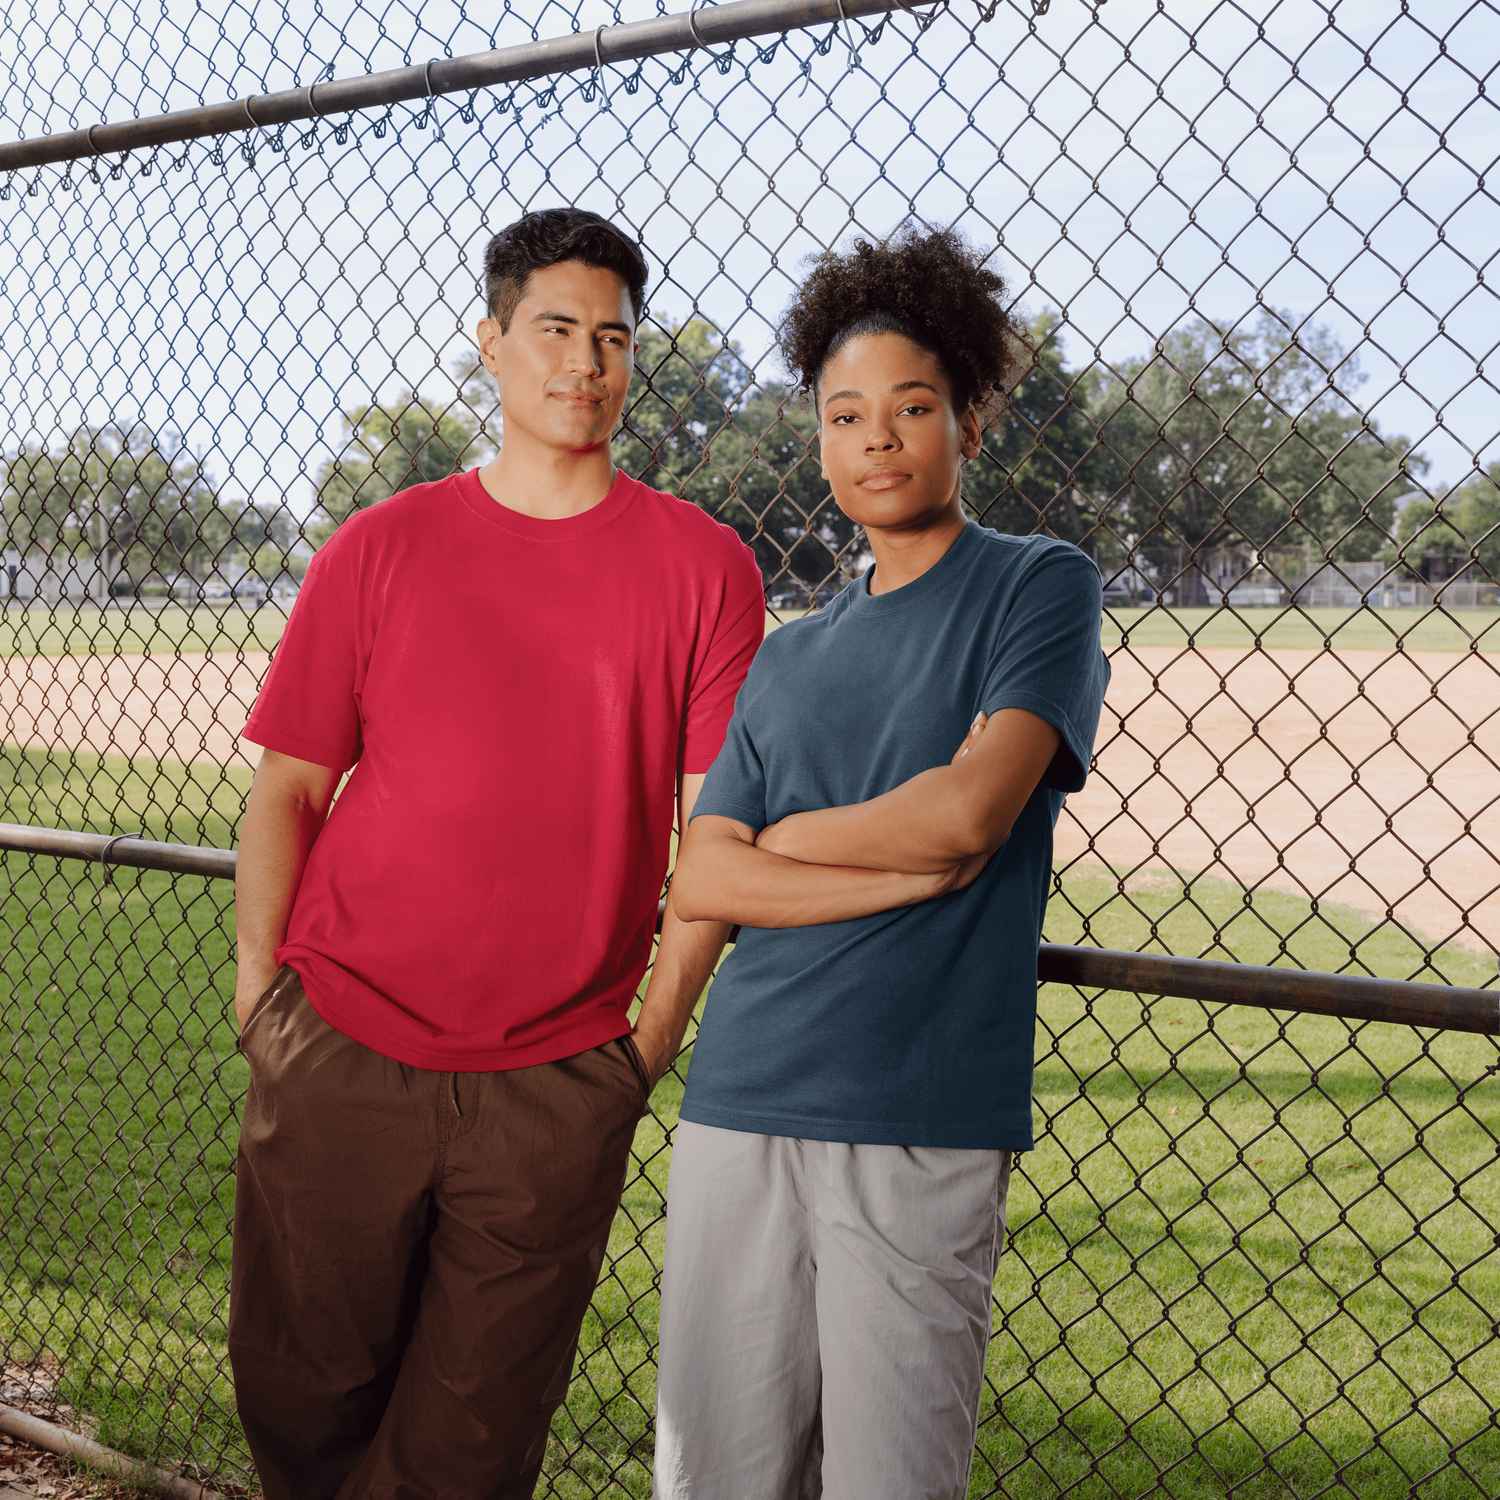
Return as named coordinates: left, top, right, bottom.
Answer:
left=831, top=413, right=858, bottom=425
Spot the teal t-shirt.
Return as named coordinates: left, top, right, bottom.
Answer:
left=680, top=522, right=1110, bottom=1149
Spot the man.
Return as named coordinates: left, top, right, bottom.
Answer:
left=229, top=207, right=763, bottom=1499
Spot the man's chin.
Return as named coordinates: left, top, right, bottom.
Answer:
left=544, top=417, right=614, bottom=453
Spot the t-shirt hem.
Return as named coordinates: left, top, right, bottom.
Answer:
left=242, top=717, right=357, bottom=773
left=688, top=799, right=763, bottom=828
left=283, top=960, right=632, bottom=1071
left=678, top=1099, right=1034, bottom=1151
left=979, top=688, right=1090, bottom=791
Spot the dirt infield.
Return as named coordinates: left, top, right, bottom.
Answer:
left=7, top=644, right=1500, bottom=957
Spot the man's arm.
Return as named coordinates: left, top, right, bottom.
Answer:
left=233, top=749, right=340, bottom=1029
left=756, top=708, right=1062, bottom=874
left=627, top=773, right=726, bottom=1088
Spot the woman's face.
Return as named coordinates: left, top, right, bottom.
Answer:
left=816, top=332, right=982, bottom=531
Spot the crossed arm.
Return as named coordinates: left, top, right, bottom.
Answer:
left=670, top=706, right=1065, bottom=929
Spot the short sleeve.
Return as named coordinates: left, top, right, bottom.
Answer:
left=688, top=662, right=769, bottom=832
left=241, top=526, right=366, bottom=772
left=680, top=540, right=766, bottom=774
left=978, top=544, right=1111, bottom=793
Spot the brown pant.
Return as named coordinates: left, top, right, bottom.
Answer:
left=228, top=967, right=650, bottom=1500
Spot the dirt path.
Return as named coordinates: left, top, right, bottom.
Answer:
left=6, top=644, right=1499, bottom=955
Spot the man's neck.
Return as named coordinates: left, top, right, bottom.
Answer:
left=477, top=437, right=617, bottom=520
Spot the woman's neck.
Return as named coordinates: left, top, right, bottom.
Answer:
left=865, top=506, right=967, bottom=597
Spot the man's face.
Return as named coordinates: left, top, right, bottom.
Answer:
left=817, top=332, right=982, bottom=531
left=476, top=259, right=637, bottom=455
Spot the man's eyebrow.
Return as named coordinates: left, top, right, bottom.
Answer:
left=530, top=310, right=633, bottom=334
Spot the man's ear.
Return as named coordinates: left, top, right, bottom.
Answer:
left=476, top=315, right=503, bottom=378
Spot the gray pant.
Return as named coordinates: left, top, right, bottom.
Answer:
left=653, top=1122, right=1012, bottom=1500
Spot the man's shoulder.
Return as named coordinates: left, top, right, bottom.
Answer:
left=624, top=475, right=755, bottom=568
left=344, top=472, right=464, bottom=534
left=311, top=472, right=466, bottom=566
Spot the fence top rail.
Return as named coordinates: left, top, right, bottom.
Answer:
left=0, top=0, right=938, bottom=175
left=4, top=822, right=1495, bottom=1035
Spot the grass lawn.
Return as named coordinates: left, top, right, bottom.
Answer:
left=1095, top=604, right=1500, bottom=655
left=2, top=754, right=1496, bottom=1497
left=0, top=743, right=253, bottom=851
left=1, top=602, right=291, bottom=659
left=7, top=600, right=1500, bottom=658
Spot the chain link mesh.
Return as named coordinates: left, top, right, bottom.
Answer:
left=1, top=0, right=1497, bottom=1494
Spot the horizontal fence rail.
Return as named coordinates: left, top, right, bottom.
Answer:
left=4, top=820, right=1497, bottom=1034
left=0, top=0, right=937, bottom=173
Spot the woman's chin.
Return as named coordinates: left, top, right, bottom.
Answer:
left=835, top=490, right=947, bottom=531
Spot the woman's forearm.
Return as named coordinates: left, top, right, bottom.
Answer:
left=759, top=767, right=976, bottom=873
left=671, top=833, right=950, bottom=928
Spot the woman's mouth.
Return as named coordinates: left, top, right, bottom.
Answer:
left=860, top=469, right=911, bottom=489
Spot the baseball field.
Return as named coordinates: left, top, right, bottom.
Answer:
left=1, top=599, right=1496, bottom=1496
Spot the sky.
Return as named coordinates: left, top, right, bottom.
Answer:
left=0, top=0, right=1493, bottom=523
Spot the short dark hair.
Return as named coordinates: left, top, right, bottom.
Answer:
left=779, top=223, right=1021, bottom=419
left=481, top=208, right=649, bottom=331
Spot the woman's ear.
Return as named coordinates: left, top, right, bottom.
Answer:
left=958, top=403, right=985, bottom=461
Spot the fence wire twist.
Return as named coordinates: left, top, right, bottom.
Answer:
left=1, top=0, right=1497, bottom=1495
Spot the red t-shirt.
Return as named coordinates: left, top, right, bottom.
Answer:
left=242, top=466, right=764, bottom=1070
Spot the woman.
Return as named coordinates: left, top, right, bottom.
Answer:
left=653, top=225, right=1111, bottom=1499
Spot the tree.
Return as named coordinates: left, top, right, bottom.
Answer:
left=312, top=390, right=491, bottom=542
left=1390, top=464, right=1500, bottom=583
left=969, top=311, right=1114, bottom=554
left=1091, top=310, right=1426, bottom=602
left=3, top=423, right=229, bottom=597
left=614, top=318, right=754, bottom=493
left=227, top=501, right=300, bottom=587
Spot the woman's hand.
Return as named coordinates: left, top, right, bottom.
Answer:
left=934, top=713, right=994, bottom=892
left=755, top=816, right=801, bottom=858
left=952, top=710, right=988, bottom=763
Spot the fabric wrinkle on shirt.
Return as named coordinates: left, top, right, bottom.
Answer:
left=241, top=465, right=765, bottom=1071
left=683, top=520, right=1111, bottom=1151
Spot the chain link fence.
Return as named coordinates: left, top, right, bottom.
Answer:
left=1, top=0, right=1497, bottom=1494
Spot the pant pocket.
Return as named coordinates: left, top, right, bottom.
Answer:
left=618, top=1033, right=652, bottom=1098
left=237, top=966, right=292, bottom=1052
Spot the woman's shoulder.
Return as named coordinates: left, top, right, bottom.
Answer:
left=971, top=527, right=1100, bottom=590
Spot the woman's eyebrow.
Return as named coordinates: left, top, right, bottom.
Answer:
left=823, top=378, right=941, bottom=407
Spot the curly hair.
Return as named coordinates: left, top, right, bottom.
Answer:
left=481, top=208, right=649, bottom=330
left=778, top=224, right=1022, bottom=420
